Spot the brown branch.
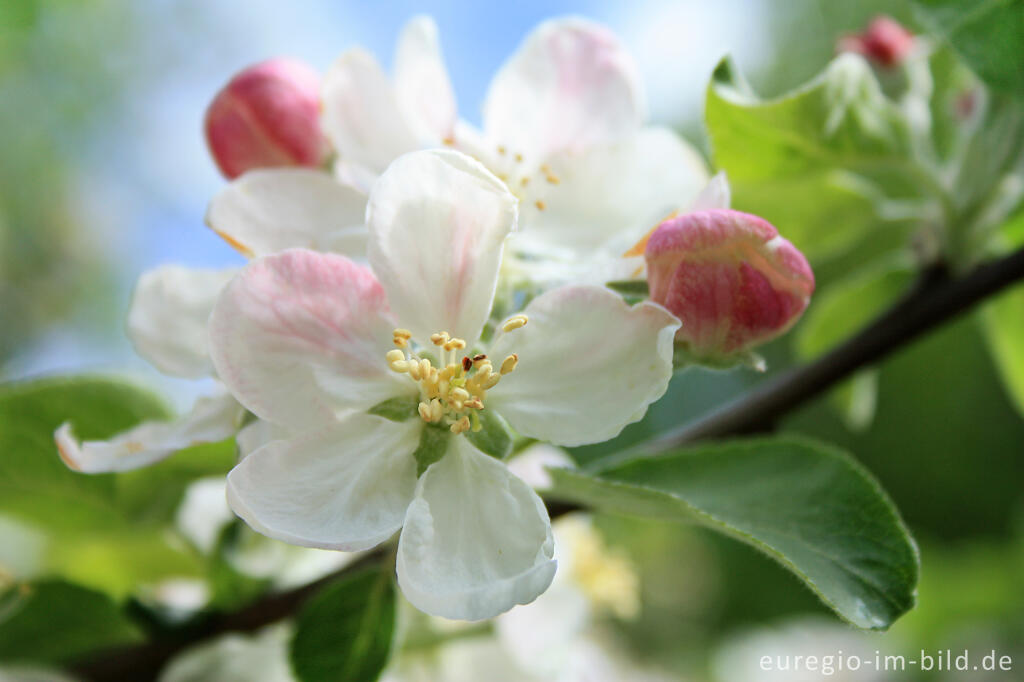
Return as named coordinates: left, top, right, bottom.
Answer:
left=67, top=246, right=1024, bottom=681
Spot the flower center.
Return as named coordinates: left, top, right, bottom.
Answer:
left=384, top=315, right=528, bottom=435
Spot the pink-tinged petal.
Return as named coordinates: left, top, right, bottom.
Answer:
left=396, top=437, right=556, bottom=621
left=209, top=249, right=411, bottom=430
left=55, top=390, right=243, bottom=473
left=206, top=168, right=367, bottom=259
left=645, top=210, right=815, bottom=362
left=837, top=16, right=915, bottom=68
left=394, top=16, right=457, bottom=144
left=321, top=48, right=420, bottom=178
left=126, top=265, right=240, bottom=379
left=483, top=18, right=644, bottom=162
left=204, top=58, right=328, bottom=179
left=367, top=150, right=517, bottom=344
left=487, top=285, right=679, bottom=447
left=227, top=414, right=420, bottom=551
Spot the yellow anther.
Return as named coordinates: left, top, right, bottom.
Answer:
left=483, top=373, right=502, bottom=390
left=471, top=354, right=488, bottom=368
left=450, top=416, right=471, bottom=434
left=393, top=328, right=411, bottom=340
left=464, top=398, right=484, bottom=410
left=545, top=173, right=561, bottom=185
left=514, top=153, right=524, bottom=162
left=418, top=401, right=433, bottom=422
left=520, top=176, right=530, bottom=187
left=430, top=332, right=450, bottom=346
left=540, top=164, right=551, bottom=173
left=502, top=314, right=529, bottom=332
left=451, top=387, right=470, bottom=402
left=497, top=145, right=507, bottom=155
left=535, top=199, right=546, bottom=211
left=418, top=358, right=431, bottom=377
left=386, top=349, right=409, bottom=372
left=430, top=399, right=443, bottom=422
left=500, top=354, right=518, bottom=375
left=442, top=136, right=455, bottom=146
left=444, top=338, right=466, bottom=351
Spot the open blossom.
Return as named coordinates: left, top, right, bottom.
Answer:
left=55, top=166, right=368, bottom=473
left=207, top=16, right=708, bottom=281
left=208, top=149, right=679, bottom=619
left=645, top=209, right=814, bottom=366
left=204, top=58, right=328, bottom=179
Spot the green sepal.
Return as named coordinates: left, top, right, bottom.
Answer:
left=465, top=410, right=513, bottom=460
left=367, top=395, right=420, bottom=422
left=412, top=423, right=450, bottom=477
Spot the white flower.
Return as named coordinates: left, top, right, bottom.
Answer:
left=257, top=15, right=709, bottom=285
left=208, top=149, right=680, bottom=620
left=55, top=165, right=369, bottom=473
left=54, top=266, right=247, bottom=473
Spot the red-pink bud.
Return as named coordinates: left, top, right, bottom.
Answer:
left=204, top=58, right=328, bottom=179
left=645, top=210, right=814, bottom=365
left=837, top=16, right=914, bottom=68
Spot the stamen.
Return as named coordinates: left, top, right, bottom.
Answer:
left=535, top=200, right=546, bottom=211
left=514, top=153, right=524, bottom=162
left=430, top=332, right=450, bottom=346
left=497, top=145, right=507, bottom=156
left=444, top=338, right=466, bottom=351
left=450, top=416, right=471, bottom=434
left=502, top=314, right=529, bottom=332
left=461, top=356, right=473, bottom=372
left=500, top=354, right=518, bottom=375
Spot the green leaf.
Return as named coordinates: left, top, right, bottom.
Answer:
left=0, top=376, right=169, bottom=533
left=0, top=580, right=142, bottom=665
left=465, top=409, right=513, bottom=460
left=290, top=567, right=396, bottom=682
left=546, top=436, right=919, bottom=630
left=981, top=282, right=1024, bottom=417
left=912, top=0, right=1024, bottom=99
left=411, top=423, right=449, bottom=476
left=706, top=55, right=924, bottom=260
left=368, top=395, right=420, bottom=422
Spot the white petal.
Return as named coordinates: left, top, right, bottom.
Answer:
left=321, top=48, right=420, bottom=177
left=483, top=18, right=644, bottom=162
left=159, top=623, right=295, bottom=682
left=235, top=419, right=286, bottom=460
left=205, top=168, right=367, bottom=259
left=209, top=249, right=411, bottom=430
left=55, top=390, right=243, bottom=473
left=176, top=477, right=235, bottom=554
left=514, top=127, right=708, bottom=257
left=126, top=265, right=239, bottom=379
left=226, top=414, right=420, bottom=552
left=688, top=171, right=732, bottom=212
left=367, top=150, right=517, bottom=343
left=394, top=16, right=456, bottom=143
left=396, top=438, right=556, bottom=621
left=488, top=286, right=679, bottom=446
left=505, top=443, right=574, bottom=490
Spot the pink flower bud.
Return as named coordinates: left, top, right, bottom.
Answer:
left=837, top=16, right=914, bottom=68
left=204, top=58, right=328, bottom=179
left=645, top=210, right=814, bottom=365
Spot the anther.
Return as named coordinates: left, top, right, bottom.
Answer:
left=520, top=177, right=530, bottom=187
left=497, top=145, right=507, bottom=156
left=535, top=200, right=546, bottom=211
left=502, top=314, right=529, bottom=332
left=444, top=338, right=466, bottom=351
left=462, top=356, right=473, bottom=372
left=464, top=398, right=484, bottom=410
left=418, top=402, right=433, bottom=422
left=500, top=354, right=518, bottom=375
left=545, top=173, right=560, bottom=185
left=451, top=387, right=470, bottom=402
left=430, top=332, right=450, bottom=346
left=471, top=354, right=488, bottom=368
left=514, top=153, right=523, bottom=162
left=450, top=416, right=471, bottom=434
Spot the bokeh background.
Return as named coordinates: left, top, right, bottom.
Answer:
left=2, top=1, right=1021, bottom=680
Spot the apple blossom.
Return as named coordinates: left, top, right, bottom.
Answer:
left=204, top=58, right=328, bottom=179
left=645, top=209, right=814, bottom=367
left=244, top=16, right=707, bottom=284
left=208, top=149, right=679, bottom=620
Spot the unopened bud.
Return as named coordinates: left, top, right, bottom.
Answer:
left=645, top=209, right=814, bottom=365
left=837, top=16, right=914, bottom=68
left=204, top=58, right=328, bottom=179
